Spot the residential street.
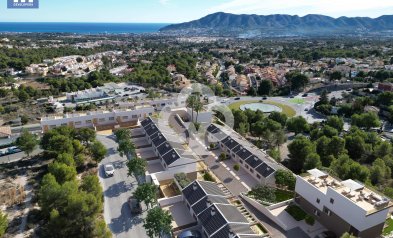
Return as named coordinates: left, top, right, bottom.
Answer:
left=97, top=135, right=148, bottom=238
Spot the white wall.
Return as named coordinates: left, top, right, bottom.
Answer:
left=41, top=107, right=154, bottom=130
left=158, top=195, right=183, bottom=207
left=295, top=176, right=389, bottom=231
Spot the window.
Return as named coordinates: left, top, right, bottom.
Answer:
left=75, top=121, right=82, bottom=125
left=316, top=198, right=320, bottom=204
left=61, top=123, right=67, bottom=126
left=323, top=207, right=331, bottom=215
left=245, top=165, right=249, bottom=169
left=314, top=209, right=320, bottom=216
left=330, top=198, right=334, bottom=204
left=239, top=160, right=243, bottom=164
left=256, top=174, right=261, bottom=179
left=86, top=120, right=92, bottom=124
left=249, top=168, right=253, bottom=173
left=99, top=118, right=105, bottom=122
left=132, top=115, right=137, bottom=118
left=122, top=116, right=128, bottom=120
left=109, top=117, right=115, bottom=121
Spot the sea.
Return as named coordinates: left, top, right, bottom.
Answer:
left=0, top=22, right=169, bottom=34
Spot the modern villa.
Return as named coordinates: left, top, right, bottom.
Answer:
left=295, top=169, right=392, bottom=238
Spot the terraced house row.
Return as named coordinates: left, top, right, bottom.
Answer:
left=206, top=124, right=285, bottom=186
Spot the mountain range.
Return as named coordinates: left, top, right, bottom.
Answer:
left=160, top=12, right=393, bottom=37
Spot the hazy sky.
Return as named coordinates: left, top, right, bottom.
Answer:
left=1, top=0, right=393, bottom=23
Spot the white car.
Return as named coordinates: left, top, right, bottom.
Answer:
left=104, top=164, right=115, bottom=177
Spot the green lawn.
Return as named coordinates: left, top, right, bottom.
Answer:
left=289, top=98, right=306, bottom=104
left=275, top=190, right=295, bottom=202
left=383, top=218, right=393, bottom=235
left=285, top=204, right=307, bottom=221
left=228, top=100, right=296, bottom=117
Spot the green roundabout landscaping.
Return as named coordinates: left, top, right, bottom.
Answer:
left=228, top=100, right=296, bottom=117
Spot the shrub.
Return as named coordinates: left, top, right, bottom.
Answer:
left=209, top=143, right=216, bottom=149
left=219, top=153, right=227, bottom=161
left=233, top=164, right=240, bottom=171
left=248, top=186, right=276, bottom=203
left=174, top=173, right=191, bottom=188
left=285, top=204, right=307, bottom=221
left=305, top=215, right=315, bottom=225
left=203, top=172, right=215, bottom=182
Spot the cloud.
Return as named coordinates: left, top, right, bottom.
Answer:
left=208, top=0, right=393, bottom=18
left=159, top=0, right=169, bottom=5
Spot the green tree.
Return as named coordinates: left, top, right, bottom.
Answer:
left=80, top=175, right=103, bottom=203
left=330, top=71, right=342, bottom=81
left=127, top=157, right=147, bottom=183
left=268, top=112, right=287, bottom=127
left=74, top=128, right=96, bottom=145
left=370, top=158, right=391, bottom=185
left=117, top=139, right=136, bottom=158
left=0, top=211, right=8, bottom=237
left=304, top=153, right=322, bottom=170
left=90, top=140, right=107, bottom=164
left=48, top=162, right=77, bottom=184
left=286, top=116, right=309, bottom=135
left=47, top=134, right=75, bottom=155
left=286, top=71, right=309, bottom=91
left=56, top=153, right=75, bottom=167
left=326, top=116, right=344, bottom=132
left=288, top=135, right=315, bottom=173
left=330, top=154, right=369, bottom=182
left=144, top=207, right=172, bottom=238
left=133, top=183, right=158, bottom=208
left=345, top=134, right=366, bottom=161
left=274, top=169, right=296, bottom=190
left=351, top=112, right=381, bottom=129
left=194, top=100, right=203, bottom=123
left=15, top=129, right=38, bottom=157
left=114, top=128, right=131, bottom=142
left=258, top=80, right=274, bottom=96
left=327, top=136, right=346, bottom=159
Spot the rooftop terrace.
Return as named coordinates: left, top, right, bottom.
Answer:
left=303, top=169, right=393, bottom=215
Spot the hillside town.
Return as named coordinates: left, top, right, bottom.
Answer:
left=1, top=33, right=393, bottom=238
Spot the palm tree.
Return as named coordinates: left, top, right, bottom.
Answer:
left=186, top=95, right=197, bottom=122
left=194, top=100, right=203, bottom=123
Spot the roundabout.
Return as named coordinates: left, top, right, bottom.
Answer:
left=228, top=100, right=296, bottom=117
left=240, top=103, right=282, bottom=113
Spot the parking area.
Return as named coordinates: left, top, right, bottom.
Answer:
left=162, top=202, right=197, bottom=231
left=136, top=148, right=157, bottom=160
left=130, top=128, right=145, bottom=138
left=147, top=161, right=165, bottom=174
left=133, top=137, right=150, bottom=148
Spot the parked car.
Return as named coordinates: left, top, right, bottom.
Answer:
left=302, top=93, right=308, bottom=97
left=7, top=146, right=21, bottom=154
left=234, top=97, right=241, bottom=100
left=262, top=96, right=268, bottom=100
left=128, top=197, right=142, bottom=214
left=177, top=230, right=202, bottom=238
left=104, top=164, right=115, bottom=177
left=315, top=231, right=337, bottom=238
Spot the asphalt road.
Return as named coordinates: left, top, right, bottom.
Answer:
left=97, top=135, right=148, bottom=238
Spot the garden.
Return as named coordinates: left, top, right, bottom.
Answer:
left=247, top=185, right=295, bottom=205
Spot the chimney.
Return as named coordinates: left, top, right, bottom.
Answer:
left=206, top=199, right=211, bottom=208
left=211, top=207, right=216, bottom=216
left=228, top=229, right=235, bottom=238
left=193, top=182, right=198, bottom=191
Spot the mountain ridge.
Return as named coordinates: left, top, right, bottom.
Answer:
left=159, top=12, right=393, bottom=36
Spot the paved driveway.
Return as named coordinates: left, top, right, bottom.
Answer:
left=97, top=135, right=148, bottom=238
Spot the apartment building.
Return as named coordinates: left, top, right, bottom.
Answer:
left=41, top=107, right=154, bottom=132
left=206, top=124, right=284, bottom=185
left=295, top=169, right=392, bottom=238
left=140, top=117, right=198, bottom=172
left=182, top=180, right=262, bottom=238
